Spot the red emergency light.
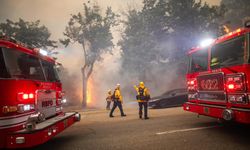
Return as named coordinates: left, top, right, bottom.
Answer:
left=226, top=74, right=245, bottom=92
left=18, top=92, right=35, bottom=101
left=227, top=84, right=235, bottom=90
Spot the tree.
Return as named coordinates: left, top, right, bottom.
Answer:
left=0, top=18, right=57, bottom=49
left=167, top=0, right=225, bottom=56
left=119, top=0, right=225, bottom=90
left=221, top=0, right=250, bottom=29
left=119, top=0, right=169, bottom=81
left=60, top=3, right=117, bottom=107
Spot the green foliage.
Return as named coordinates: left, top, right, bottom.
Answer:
left=221, top=0, right=250, bottom=29
left=119, top=0, right=225, bottom=81
left=60, top=2, right=117, bottom=107
left=119, top=0, right=169, bottom=80
left=167, top=0, right=225, bottom=55
left=60, top=3, right=117, bottom=67
left=0, top=18, right=57, bottom=49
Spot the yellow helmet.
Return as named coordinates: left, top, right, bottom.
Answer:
left=211, top=57, right=218, bottom=63
left=211, top=57, right=219, bottom=66
left=116, top=84, right=120, bottom=89
left=139, top=82, right=144, bottom=87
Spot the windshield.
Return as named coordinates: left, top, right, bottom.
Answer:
left=210, top=35, right=245, bottom=69
left=0, top=47, right=10, bottom=78
left=41, top=60, right=60, bottom=82
left=0, top=47, right=60, bottom=82
left=188, top=48, right=208, bottom=73
left=1, top=47, right=45, bottom=80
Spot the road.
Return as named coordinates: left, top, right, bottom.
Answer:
left=35, top=106, right=250, bottom=150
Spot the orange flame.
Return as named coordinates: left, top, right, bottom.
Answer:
left=86, top=77, right=93, bottom=104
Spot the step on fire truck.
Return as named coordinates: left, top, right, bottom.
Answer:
left=0, top=37, right=81, bottom=148
left=183, top=21, right=250, bottom=124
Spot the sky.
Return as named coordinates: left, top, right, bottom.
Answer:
left=0, top=0, right=222, bottom=107
left=0, top=0, right=221, bottom=39
left=0, top=0, right=221, bottom=66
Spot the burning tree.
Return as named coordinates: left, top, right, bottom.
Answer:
left=60, top=3, right=117, bottom=108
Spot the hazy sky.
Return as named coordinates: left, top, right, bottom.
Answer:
left=0, top=0, right=222, bottom=72
left=0, top=0, right=221, bottom=68
left=0, top=0, right=221, bottom=39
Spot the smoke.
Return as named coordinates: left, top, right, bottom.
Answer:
left=0, top=0, right=219, bottom=109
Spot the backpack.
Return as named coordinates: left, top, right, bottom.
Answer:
left=136, top=87, right=150, bottom=101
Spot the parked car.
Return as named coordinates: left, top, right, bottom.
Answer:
left=148, top=88, right=188, bottom=109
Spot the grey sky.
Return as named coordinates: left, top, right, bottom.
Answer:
left=0, top=0, right=221, bottom=39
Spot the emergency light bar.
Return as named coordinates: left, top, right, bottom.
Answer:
left=39, top=49, right=48, bottom=56
left=200, top=38, right=214, bottom=48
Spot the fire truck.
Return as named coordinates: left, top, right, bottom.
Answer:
left=0, top=37, right=81, bottom=148
left=183, top=22, right=250, bottom=124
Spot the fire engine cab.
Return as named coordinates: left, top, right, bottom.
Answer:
left=183, top=22, right=250, bottom=124
left=0, top=37, right=81, bottom=148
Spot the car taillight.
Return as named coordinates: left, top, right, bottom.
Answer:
left=226, top=74, right=245, bottom=92
left=187, top=78, right=197, bottom=92
left=17, top=92, right=35, bottom=101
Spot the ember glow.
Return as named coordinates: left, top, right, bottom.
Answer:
left=86, top=77, right=93, bottom=104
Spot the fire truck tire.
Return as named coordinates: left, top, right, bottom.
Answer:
left=222, top=109, right=234, bottom=121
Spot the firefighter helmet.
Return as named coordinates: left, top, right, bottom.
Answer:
left=139, top=82, right=144, bottom=87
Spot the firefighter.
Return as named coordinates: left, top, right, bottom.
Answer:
left=134, top=82, right=150, bottom=119
left=106, top=90, right=112, bottom=110
left=211, top=57, right=219, bottom=67
left=109, top=84, right=126, bottom=117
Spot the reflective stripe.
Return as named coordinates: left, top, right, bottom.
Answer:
left=0, top=121, right=25, bottom=130
left=0, top=111, right=35, bottom=120
left=0, top=114, right=30, bottom=127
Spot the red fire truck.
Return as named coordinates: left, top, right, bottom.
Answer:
left=183, top=23, right=250, bottom=124
left=0, top=37, right=81, bottom=148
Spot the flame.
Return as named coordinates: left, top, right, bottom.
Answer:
left=223, top=25, right=230, bottom=33
left=86, top=77, right=93, bottom=104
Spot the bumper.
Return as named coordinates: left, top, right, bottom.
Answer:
left=5, top=112, right=80, bottom=148
left=183, top=102, right=250, bottom=124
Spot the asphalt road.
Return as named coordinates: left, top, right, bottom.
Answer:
left=34, top=106, right=250, bottom=150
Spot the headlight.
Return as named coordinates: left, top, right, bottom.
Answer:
left=61, top=98, right=67, bottom=104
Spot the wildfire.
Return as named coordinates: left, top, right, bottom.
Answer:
left=86, top=77, right=93, bottom=104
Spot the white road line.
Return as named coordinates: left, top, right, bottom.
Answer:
left=156, top=125, right=219, bottom=135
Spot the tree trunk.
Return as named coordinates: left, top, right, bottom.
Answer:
left=81, top=63, right=94, bottom=108
left=82, top=74, right=87, bottom=108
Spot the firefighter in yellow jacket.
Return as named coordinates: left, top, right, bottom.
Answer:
left=134, top=82, right=150, bottom=119
left=106, top=90, right=112, bottom=110
left=109, top=84, right=126, bottom=117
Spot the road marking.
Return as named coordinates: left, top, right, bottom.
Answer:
left=156, top=125, right=219, bottom=135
